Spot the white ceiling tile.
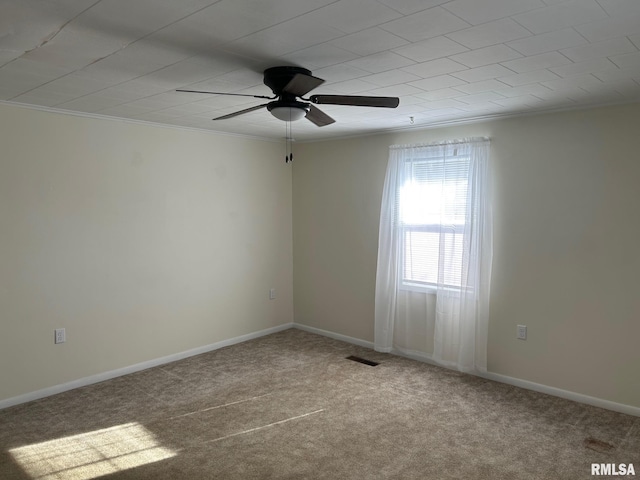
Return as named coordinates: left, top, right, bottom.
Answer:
left=115, top=39, right=192, bottom=69
left=80, top=53, right=173, bottom=84
left=145, top=20, right=226, bottom=53
left=493, top=83, right=553, bottom=97
left=360, top=70, right=422, bottom=87
left=324, top=78, right=378, bottom=94
left=20, top=25, right=132, bottom=71
left=401, top=58, right=468, bottom=78
left=560, top=38, right=638, bottom=62
left=443, top=0, right=544, bottom=26
left=421, top=98, right=466, bottom=109
left=57, top=94, right=124, bottom=113
left=394, top=103, right=430, bottom=115
left=224, top=17, right=345, bottom=58
left=449, top=44, right=523, bottom=68
left=581, top=79, right=640, bottom=96
left=393, top=36, right=468, bottom=63
left=608, top=79, right=640, bottom=98
left=0, top=59, right=71, bottom=97
left=574, top=13, right=640, bottom=42
left=0, top=58, right=71, bottom=81
left=0, top=50, right=22, bottom=68
left=141, top=59, right=222, bottom=89
left=11, top=90, right=77, bottom=107
left=456, top=91, right=506, bottom=104
left=446, top=18, right=531, bottom=49
left=314, top=64, right=370, bottom=83
left=507, top=28, right=587, bottom=56
left=409, top=74, right=467, bottom=91
left=592, top=67, right=640, bottom=82
left=451, top=64, right=514, bottom=82
left=501, top=52, right=572, bottom=73
left=222, top=0, right=338, bottom=24
left=346, top=52, right=415, bottom=74
left=369, top=84, right=425, bottom=96
left=97, top=104, right=161, bottom=117
left=596, top=0, right=640, bottom=17
left=29, top=71, right=114, bottom=97
left=377, top=0, right=449, bottom=15
left=550, top=58, right=618, bottom=77
left=0, top=2, right=87, bottom=52
left=106, top=80, right=170, bottom=99
left=609, top=51, right=640, bottom=70
left=380, top=7, right=471, bottom=42
left=512, top=0, right=608, bottom=35
left=453, top=79, right=511, bottom=94
left=195, top=94, right=257, bottom=110
left=529, top=92, right=578, bottom=107
left=542, top=73, right=603, bottom=91
left=414, top=87, right=464, bottom=100
left=307, top=0, right=402, bottom=34
left=76, top=0, right=192, bottom=39
left=211, top=69, right=264, bottom=88
left=456, top=101, right=502, bottom=113
left=492, top=94, right=545, bottom=107
left=498, top=69, right=560, bottom=86
left=279, top=44, right=359, bottom=70
left=328, top=27, right=408, bottom=56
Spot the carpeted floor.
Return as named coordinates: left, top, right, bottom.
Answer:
left=1, top=328, right=638, bottom=479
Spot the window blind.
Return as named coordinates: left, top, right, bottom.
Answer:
left=398, top=155, right=470, bottom=289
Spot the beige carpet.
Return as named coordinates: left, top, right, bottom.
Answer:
left=1, top=328, right=638, bottom=479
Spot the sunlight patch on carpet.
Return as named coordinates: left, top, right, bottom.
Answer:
left=10, top=422, right=176, bottom=480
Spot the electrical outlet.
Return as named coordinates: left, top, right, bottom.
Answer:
left=517, top=325, right=527, bottom=340
left=269, top=288, right=276, bottom=300
left=55, top=328, right=66, bottom=344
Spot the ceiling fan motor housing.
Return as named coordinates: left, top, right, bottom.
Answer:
left=263, top=66, right=312, bottom=96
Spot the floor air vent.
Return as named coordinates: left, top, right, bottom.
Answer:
left=346, top=355, right=379, bottom=366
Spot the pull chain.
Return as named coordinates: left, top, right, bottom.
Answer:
left=285, top=118, right=293, bottom=164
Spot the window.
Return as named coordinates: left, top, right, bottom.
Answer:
left=375, top=137, right=491, bottom=371
left=398, top=154, right=471, bottom=292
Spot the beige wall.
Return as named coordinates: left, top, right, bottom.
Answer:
left=0, top=104, right=293, bottom=402
left=293, top=103, right=640, bottom=408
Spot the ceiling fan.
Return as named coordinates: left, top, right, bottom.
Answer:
left=177, top=66, right=400, bottom=126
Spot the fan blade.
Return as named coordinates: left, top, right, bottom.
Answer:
left=306, top=104, right=335, bottom=127
left=176, top=89, right=273, bottom=100
left=213, top=103, right=269, bottom=120
left=310, top=95, right=399, bottom=108
left=283, top=73, right=325, bottom=97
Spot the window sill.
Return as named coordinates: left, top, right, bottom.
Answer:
left=399, top=281, right=468, bottom=296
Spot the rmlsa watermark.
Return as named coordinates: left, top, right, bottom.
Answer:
left=592, top=463, right=635, bottom=476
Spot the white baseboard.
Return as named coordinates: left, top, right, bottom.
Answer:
left=3, top=322, right=639, bottom=418
left=296, top=324, right=640, bottom=418
left=293, top=323, right=374, bottom=349
left=0, top=323, right=294, bottom=411
left=480, top=371, right=640, bottom=417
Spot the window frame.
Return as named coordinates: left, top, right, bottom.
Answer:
left=396, top=154, right=472, bottom=295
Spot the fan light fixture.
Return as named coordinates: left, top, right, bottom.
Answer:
left=267, top=101, right=310, bottom=122
left=270, top=106, right=307, bottom=121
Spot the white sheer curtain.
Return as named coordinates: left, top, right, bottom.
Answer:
left=374, top=138, right=492, bottom=373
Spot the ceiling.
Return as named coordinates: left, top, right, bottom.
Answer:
left=2, top=0, right=640, bottom=141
